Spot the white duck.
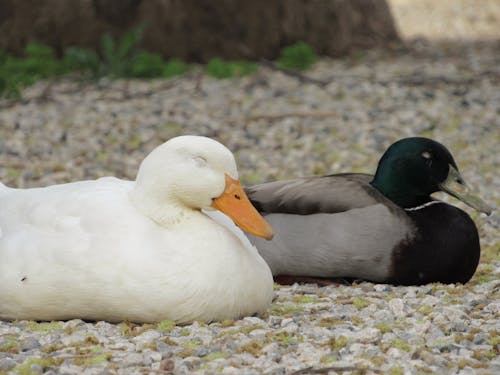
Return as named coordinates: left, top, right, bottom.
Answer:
left=0, top=135, right=274, bottom=324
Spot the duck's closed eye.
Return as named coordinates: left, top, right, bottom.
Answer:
left=193, top=156, right=207, bottom=167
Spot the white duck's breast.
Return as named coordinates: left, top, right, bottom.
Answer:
left=0, top=178, right=273, bottom=323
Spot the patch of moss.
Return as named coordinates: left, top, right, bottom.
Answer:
left=182, top=340, right=202, bottom=349
left=118, top=322, right=156, bottom=337
left=215, top=324, right=264, bottom=338
left=471, top=349, right=497, bottom=361
left=319, top=355, right=338, bottom=364
left=388, top=366, right=404, bottom=375
left=219, top=320, right=236, bottom=328
left=85, top=335, right=100, bottom=345
left=417, top=304, right=433, bottom=316
left=177, top=347, right=194, bottom=358
left=160, top=337, right=178, bottom=346
left=350, top=316, right=364, bottom=326
left=15, top=358, right=63, bottom=375
left=327, top=335, right=349, bottom=350
left=41, top=343, right=63, bottom=353
left=352, top=297, right=370, bottom=308
left=392, top=339, right=410, bottom=352
left=0, top=336, right=19, bottom=354
left=457, top=358, right=488, bottom=369
left=267, top=332, right=303, bottom=345
left=269, top=304, right=304, bottom=315
left=374, top=322, right=392, bottom=334
left=292, top=295, right=319, bottom=304
left=157, top=320, right=176, bottom=332
left=454, top=333, right=464, bottom=344
left=74, top=353, right=111, bottom=366
left=237, top=340, right=264, bottom=356
left=203, top=352, right=228, bottom=361
left=318, top=317, right=344, bottom=327
left=369, top=355, right=385, bottom=367
left=488, top=330, right=500, bottom=346
left=25, top=321, right=63, bottom=332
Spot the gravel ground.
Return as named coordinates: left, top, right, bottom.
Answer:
left=0, top=11, right=499, bottom=375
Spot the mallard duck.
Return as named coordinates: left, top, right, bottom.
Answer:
left=0, top=136, right=274, bottom=323
left=243, top=137, right=492, bottom=285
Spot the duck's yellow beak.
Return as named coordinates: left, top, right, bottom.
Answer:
left=212, top=174, right=274, bottom=240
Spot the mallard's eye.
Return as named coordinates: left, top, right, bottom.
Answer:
left=421, top=151, right=432, bottom=159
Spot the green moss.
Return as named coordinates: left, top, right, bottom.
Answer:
left=203, top=352, right=228, bottom=361
left=157, top=320, right=176, bottom=332
left=160, top=337, right=178, bottom=346
left=267, top=332, right=303, bottom=345
left=292, top=295, right=319, bottom=304
left=182, top=340, right=202, bottom=349
left=318, top=317, right=344, bottom=327
left=417, top=304, right=433, bottom=316
left=0, top=336, right=19, bottom=353
left=41, top=343, right=63, bottom=353
left=85, top=335, right=100, bottom=345
left=388, top=366, right=404, bottom=375
left=472, top=349, right=497, bottom=360
left=237, top=340, right=264, bottom=356
left=350, top=316, right=364, bottom=326
left=457, top=358, right=488, bottom=369
left=219, top=320, right=236, bottom=328
left=74, top=353, right=111, bottom=366
left=352, top=297, right=370, bottom=309
left=177, top=348, right=194, bottom=358
left=270, top=304, right=304, bottom=315
left=118, top=321, right=135, bottom=336
left=374, top=322, right=392, bottom=334
left=488, top=330, right=500, bottom=346
left=319, top=355, right=339, bottom=364
left=15, top=358, right=63, bottom=375
left=117, top=322, right=156, bottom=337
left=327, top=335, right=349, bottom=350
left=392, top=339, right=410, bottom=352
left=369, top=355, right=385, bottom=367
left=25, top=322, right=63, bottom=332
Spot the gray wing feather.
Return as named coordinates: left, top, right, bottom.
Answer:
left=245, top=173, right=381, bottom=215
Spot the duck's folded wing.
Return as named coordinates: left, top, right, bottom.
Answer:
left=245, top=173, right=380, bottom=215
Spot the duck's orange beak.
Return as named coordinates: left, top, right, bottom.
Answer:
left=212, top=174, right=274, bottom=240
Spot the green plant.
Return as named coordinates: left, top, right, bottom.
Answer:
left=207, top=58, right=256, bottom=79
left=277, top=41, right=317, bottom=70
left=101, top=25, right=144, bottom=77
left=163, top=58, right=189, bottom=78
left=0, top=43, right=67, bottom=97
left=61, top=25, right=191, bottom=81
left=63, top=47, right=100, bottom=77
left=130, top=51, right=165, bottom=78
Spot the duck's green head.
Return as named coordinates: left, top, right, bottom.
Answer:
left=371, top=137, right=492, bottom=214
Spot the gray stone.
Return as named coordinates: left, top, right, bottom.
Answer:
left=0, top=358, right=16, bottom=370
left=21, top=338, right=40, bottom=352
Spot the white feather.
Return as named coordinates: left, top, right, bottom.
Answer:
left=0, top=136, right=273, bottom=323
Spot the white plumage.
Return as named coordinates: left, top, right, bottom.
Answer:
left=0, top=136, right=273, bottom=323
